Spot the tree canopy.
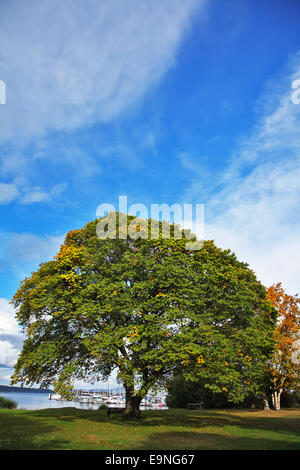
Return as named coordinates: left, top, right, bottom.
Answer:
left=11, top=213, right=276, bottom=417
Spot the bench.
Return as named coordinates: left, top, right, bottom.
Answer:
left=187, top=403, right=202, bottom=410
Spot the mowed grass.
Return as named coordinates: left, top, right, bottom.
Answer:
left=0, top=407, right=299, bottom=450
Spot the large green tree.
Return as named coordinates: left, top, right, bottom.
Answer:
left=11, top=213, right=276, bottom=417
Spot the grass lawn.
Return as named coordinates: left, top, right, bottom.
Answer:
left=0, top=407, right=299, bottom=450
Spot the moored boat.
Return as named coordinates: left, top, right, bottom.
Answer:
left=48, top=393, right=62, bottom=400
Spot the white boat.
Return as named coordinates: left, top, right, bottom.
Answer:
left=79, top=396, right=91, bottom=403
left=91, top=396, right=102, bottom=404
left=48, top=393, right=61, bottom=400
left=105, top=395, right=124, bottom=405
left=78, top=390, right=93, bottom=401
left=141, top=397, right=152, bottom=406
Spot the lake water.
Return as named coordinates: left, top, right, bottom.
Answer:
left=0, top=392, right=168, bottom=411
left=0, top=392, right=101, bottom=410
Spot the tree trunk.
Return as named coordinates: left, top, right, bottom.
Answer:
left=263, top=399, right=270, bottom=411
left=123, top=389, right=142, bottom=419
left=271, top=394, right=275, bottom=409
left=273, top=389, right=282, bottom=411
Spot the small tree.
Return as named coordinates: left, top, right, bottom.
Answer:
left=11, top=213, right=276, bottom=418
left=0, top=396, right=17, bottom=409
left=266, top=283, right=300, bottom=410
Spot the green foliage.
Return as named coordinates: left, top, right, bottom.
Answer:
left=0, top=396, right=17, bottom=409
left=166, top=374, right=264, bottom=409
left=280, top=391, right=298, bottom=408
left=11, top=212, right=276, bottom=405
left=166, top=374, right=204, bottom=408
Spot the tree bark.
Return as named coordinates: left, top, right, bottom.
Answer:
left=123, top=388, right=142, bottom=419
left=272, top=389, right=282, bottom=411
left=263, top=399, right=270, bottom=411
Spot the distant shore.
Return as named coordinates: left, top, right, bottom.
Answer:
left=0, top=384, right=53, bottom=394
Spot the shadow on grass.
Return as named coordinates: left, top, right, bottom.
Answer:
left=28, top=407, right=300, bottom=435
left=2, top=408, right=299, bottom=450
left=0, top=409, right=73, bottom=450
left=29, top=406, right=87, bottom=421
left=89, top=408, right=300, bottom=435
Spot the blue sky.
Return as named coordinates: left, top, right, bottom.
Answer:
left=0, top=0, right=300, bottom=387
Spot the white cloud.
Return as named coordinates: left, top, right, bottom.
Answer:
left=184, top=51, right=300, bottom=295
left=0, top=231, right=65, bottom=288
left=0, top=231, right=65, bottom=369
left=0, top=340, right=19, bottom=367
left=0, top=232, right=64, bottom=265
left=204, top=223, right=300, bottom=294
left=0, top=182, right=19, bottom=204
left=0, top=298, right=19, bottom=336
left=0, top=298, right=23, bottom=369
left=20, top=187, right=48, bottom=204
left=1, top=371, right=14, bottom=383
left=0, top=0, right=202, bottom=142
left=19, top=182, right=67, bottom=205
left=0, top=179, right=67, bottom=205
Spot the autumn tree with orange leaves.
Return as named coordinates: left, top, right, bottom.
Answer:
left=266, top=283, right=300, bottom=410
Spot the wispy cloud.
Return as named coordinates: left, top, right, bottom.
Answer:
left=0, top=0, right=202, bottom=143
left=0, top=182, right=19, bottom=204
left=0, top=232, right=64, bottom=268
left=0, top=231, right=64, bottom=372
left=0, top=298, right=19, bottom=336
left=0, top=0, right=204, bottom=206
left=0, top=298, right=24, bottom=369
left=20, top=182, right=67, bottom=205
left=0, top=178, right=67, bottom=206
left=0, top=340, right=19, bottom=368
left=0, top=229, right=66, bottom=373
left=183, top=51, right=300, bottom=294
